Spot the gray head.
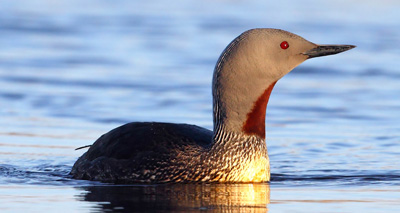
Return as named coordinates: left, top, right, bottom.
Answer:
left=212, top=28, right=355, bottom=139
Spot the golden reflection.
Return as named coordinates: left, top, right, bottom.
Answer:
left=79, top=183, right=270, bottom=212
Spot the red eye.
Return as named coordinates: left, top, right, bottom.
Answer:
left=280, top=41, right=289, bottom=49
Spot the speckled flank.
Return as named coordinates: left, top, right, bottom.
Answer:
left=71, top=122, right=270, bottom=183
left=207, top=134, right=269, bottom=183
left=206, top=128, right=270, bottom=182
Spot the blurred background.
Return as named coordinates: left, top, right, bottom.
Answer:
left=0, top=0, right=399, bottom=212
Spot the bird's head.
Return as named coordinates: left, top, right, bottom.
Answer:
left=217, top=29, right=355, bottom=81
left=212, top=28, right=355, bottom=138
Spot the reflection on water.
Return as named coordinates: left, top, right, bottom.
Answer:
left=78, top=183, right=270, bottom=212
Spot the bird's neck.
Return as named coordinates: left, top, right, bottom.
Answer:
left=211, top=32, right=279, bottom=142
left=212, top=64, right=277, bottom=142
left=208, top=70, right=274, bottom=182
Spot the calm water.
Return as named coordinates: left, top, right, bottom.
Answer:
left=1, top=0, right=400, bottom=212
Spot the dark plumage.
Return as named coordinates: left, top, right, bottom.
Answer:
left=71, top=122, right=213, bottom=183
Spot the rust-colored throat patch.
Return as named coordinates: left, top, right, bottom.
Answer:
left=242, top=81, right=277, bottom=138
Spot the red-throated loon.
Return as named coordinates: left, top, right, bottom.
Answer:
left=70, top=28, right=355, bottom=183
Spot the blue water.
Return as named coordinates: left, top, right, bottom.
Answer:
left=1, top=0, right=400, bottom=212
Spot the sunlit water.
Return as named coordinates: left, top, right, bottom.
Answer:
left=1, top=0, right=400, bottom=212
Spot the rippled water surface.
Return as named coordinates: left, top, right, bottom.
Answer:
left=1, top=0, right=400, bottom=212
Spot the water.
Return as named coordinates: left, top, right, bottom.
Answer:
left=1, top=0, right=400, bottom=212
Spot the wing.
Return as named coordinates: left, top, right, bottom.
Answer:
left=71, top=122, right=213, bottom=182
left=84, top=122, right=213, bottom=161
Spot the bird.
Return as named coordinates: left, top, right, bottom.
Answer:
left=70, top=28, right=355, bottom=183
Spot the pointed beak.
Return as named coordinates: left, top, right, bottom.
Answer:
left=303, top=44, right=356, bottom=59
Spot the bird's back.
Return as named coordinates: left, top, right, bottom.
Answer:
left=71, top=122, right=213, bottom=183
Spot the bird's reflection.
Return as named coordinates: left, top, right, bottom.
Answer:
left=77, top=183, right=270, bottom=212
